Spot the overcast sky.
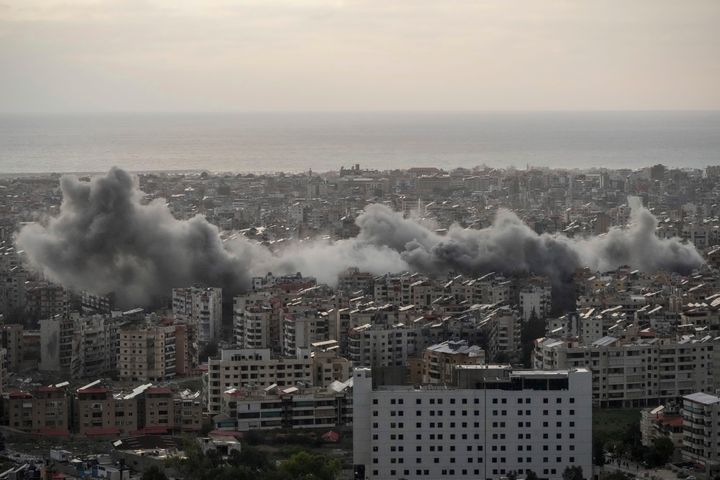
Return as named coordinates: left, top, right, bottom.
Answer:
left=1, top=0, right=719, bottom=113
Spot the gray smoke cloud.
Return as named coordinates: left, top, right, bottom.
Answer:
left=16, top=168, right=258, bottom=306
left=358, top=197, right=704, bottom=282
left=16, top=168, right=704, bottom=308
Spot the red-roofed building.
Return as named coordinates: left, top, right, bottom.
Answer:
left=6, top=390, right=34, bottom=431
left=32, top=385, right=70, bottom=435
left=76, top=384, right=116, bottom=436
left=5, top=385, right=70, bottom=435
left=145, top=387, right=174, bottom=431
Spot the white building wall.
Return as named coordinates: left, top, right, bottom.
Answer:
left=353, top=368, right=592, bottom=480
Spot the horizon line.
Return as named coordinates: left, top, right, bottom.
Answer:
left=2, top=108, right=720, bottom=116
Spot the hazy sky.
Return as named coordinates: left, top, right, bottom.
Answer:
left=1, top=0, right=719, bottom=113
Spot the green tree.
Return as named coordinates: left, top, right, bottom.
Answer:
left=525, top=470, right=539, bottom=480
left=562, top=465, right=585, bottom=480
left=623, top=422, right=645, bottom=461
left=645, top=436, right=674, bottom=467
left=593, top=438, right=606, bottom=466
left=277, top=451, right=341, bottom=480
left=601, top=473, right=632, bottom=480
left=142, top=466, right=169, bottom=480
left=227, top=446, right=272, bottom=472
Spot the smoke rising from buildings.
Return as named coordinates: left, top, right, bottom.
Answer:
left=16, top=168, right=257, bottom=306
left=16, top=168, right=704, bottom=308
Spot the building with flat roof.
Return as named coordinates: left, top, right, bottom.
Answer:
left=353, top=366, right=592, bottom=480
left=682, top=392, right=720, bottom=471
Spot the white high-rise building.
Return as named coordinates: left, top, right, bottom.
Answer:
left=233, top=291, right=273, bottom=349
left=172, top=287, right=222, bottom=344
left=353, top=366, right=592, bottom=480
left=519, top=284, right=552, bottom=321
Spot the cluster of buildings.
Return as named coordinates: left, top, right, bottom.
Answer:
left=4, top=380, right=202, bottom=437
left=2, top=164, right=720, bottom=479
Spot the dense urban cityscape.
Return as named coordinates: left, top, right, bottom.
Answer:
left=0, top=163, right=719, bottom=479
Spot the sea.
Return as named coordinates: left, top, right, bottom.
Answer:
left=0, top=111, right=719, bottom=175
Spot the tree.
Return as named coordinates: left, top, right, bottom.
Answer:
left=593, top=438, right=606, bottom=466
left=602, top=473, right=632, bottom=480
left=142, top=466, right=169, bottom=480
left=277, top=451, right=341, bottom=480
left=525, top=470, right=539, bottom=480
left=645, top=436, right=675, bottom=467
left=623, top=422, right=645, bottom=461
left=562, top=465, right=584, bottom=480
left=227, top=446, right=272, bottom=472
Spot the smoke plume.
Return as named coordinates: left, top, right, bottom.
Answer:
left=16, top=168, right=704, bottom=308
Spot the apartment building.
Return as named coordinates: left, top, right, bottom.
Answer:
left=206, top=348, right=313, bottom=415
left=76, top=381, right=118, bottom=436
left=338, top=267, right=375, bottom=294
left=144, top=387, right=175, bottom=432
left=0, top=348, right=5, bottom=394
left=640, top=405, right=683, bottom=449
left=347, top=324, right=417, bottom=368
left=422, top=340, right=485, bottom=385
left=219, top=380, right=353, bottom=432
left=0, top=324, right=23, bottom=372
left=172, top=287, right=222, bottom=344
left=5, top=383, right=70, bottom=435
left=40, top=312, right=121, bottom=378
left=26, top=282, right=69, bottom=320
left=534, top=335, right=717, bottom=407
left=39, top=314, right=74, bottom=372
left=4, top=380, right=204, bottom=437
left=478, top=306, right=521, bottom=360
left=310, top=343, right=351, bottom=387
left=373, top=274, right=417, bottom=305
left=681, top=392, right=720, bottom=469
left=206, top=347, right=349, bottom=415
left=172, top=323, right=196, bottom=376
left=282, top=308, right=329, bottom=357
left=519, top=283, right=552, bottom=321
left=118, top=324, right=177, bottom=382
left=546, top=307, right=627, bottom=345
left=73, top=313, right=120, bottom=378
left=174, top=389, right=203, bottom=432
left=233, top=291, right=274, bottom=349
left=353, top=366, right=592, bottom=480
left=0, top=266, right=26, bottom=317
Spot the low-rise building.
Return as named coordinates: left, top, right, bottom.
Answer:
left=218, top=380, right=353, bottom=432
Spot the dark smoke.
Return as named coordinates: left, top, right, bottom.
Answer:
left=16, top=168, right=704, bottom=308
